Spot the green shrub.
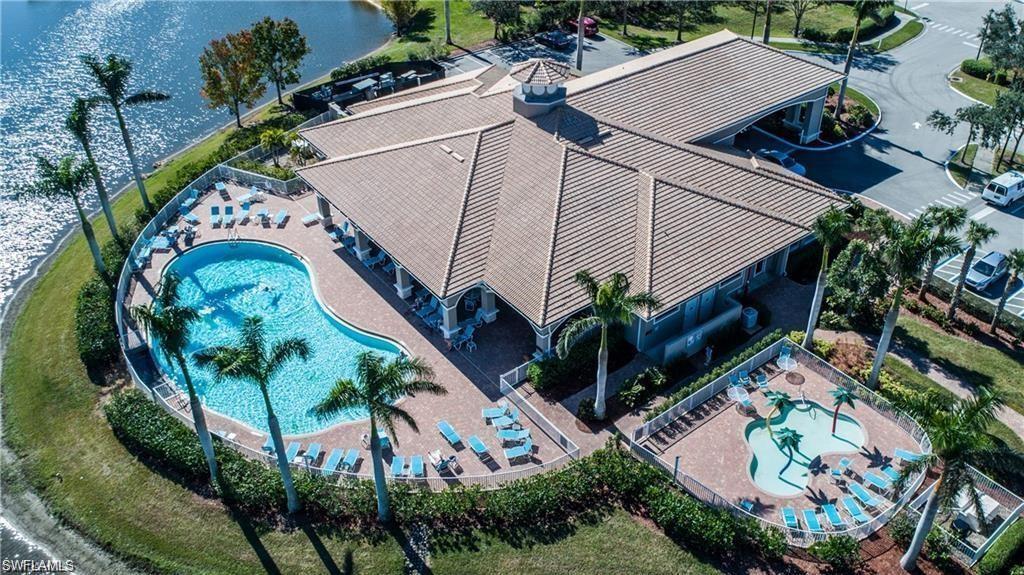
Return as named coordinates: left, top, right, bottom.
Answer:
left=831, top=7, right=894, bottom=44
left=75, top=277, right=118, bottom=369
left=105, top=390, right=208, bottom=479
left=978, top=518, right=1024, bottom=575
left=819, top=310, right=850, bottom=330
left=615, top=367, right=668, bottom=409
left=576, top=397, right=597, bottom=422
left=846, top=104, right=873, bottom=129
left=961, top=58, right=995, bottom=80
left=1010, top=567, right=1024, bottom=575
left=330, top=55, right=393, bottom=81
left=232, top=159, right=296, bottom=181
left=800, top=27, right=830, bottom=43
left=925, top=527, right=956, bottom=570
left=785, top=331, right=835, bottom=360
left=809, top=535, right=861, bottom=571
left=528, top=326, right=633, bottom=396
left=887, top=511, right=915, bottom=547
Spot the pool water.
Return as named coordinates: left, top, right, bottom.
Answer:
left=745, top=401, right=865, bottom=497
left=152, top=241, right=402, bottom=435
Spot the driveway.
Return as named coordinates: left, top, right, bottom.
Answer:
left=441, top=32, right=641, bottom=76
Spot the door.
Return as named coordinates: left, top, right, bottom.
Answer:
left=698, top=289, right=715, bottom=322
left=683, top=298, right=699, bottom=330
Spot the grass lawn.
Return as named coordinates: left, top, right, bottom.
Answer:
left=374, top=0, right=499, bottom=61
left=769, top=19, right=922, bottom=55
left=947, top=143, right=979, bottom=188
left=949, top=69, right=1003, bottom=106
left=876, top=19, right=924, bottom=51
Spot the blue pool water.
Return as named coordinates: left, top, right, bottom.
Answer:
left=153, top=241, right=401, bottom=435
left=746, top=401, right=865, bottom=497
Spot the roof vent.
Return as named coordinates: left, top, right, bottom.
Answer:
left=509, top=59, right=569, bottom=119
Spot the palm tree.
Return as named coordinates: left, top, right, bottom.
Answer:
left=775, top=427, right=803, bottom=476
left=991, top=248, right=1024, bottom=333
left=556, top=271, right=660, bottom=420
left=918, top=206, right=967, bottom=300
left=27, top=155, right=110, bottom=284
left=866, top=216, right=932, bottom=389
left=829, top=387, right=857, bottom=435
left=81, top=53, right=170, bottom=213
left=259, top=128, right=295, bottom=168
left=895, top=390, right=1024, bottom=570
left=833, top=0, right=891, bottom=120
left=948, top=220, right=998, bottom=320
left=764, top=391, right=793, bottom=437
left=575, top=0, right=585, bottom=71
left=803, top=206, right=852, bottom=348
left=65, top=97, right=121, bottom=244
left=443, top=0, right=452, bottom=44
left=311, top=351, right=445, bottom=523
left=194, top=316, right=309, bottom=513
left=131, top=273, right=218, bottom=486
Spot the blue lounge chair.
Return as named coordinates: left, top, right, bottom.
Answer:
left=837, top=457, right=852, bottom=474
left=850, top=482, right=882, bottom=507
left=181, top=211, right=199, bottom=225
left=437, top=420, right=461, bottom=446
left=504, top=437, right=533, bottom=462
left=803, top=510, right=824, bottom=533
left=210, top=205, right=221, bottom=226
left=284, top=441, right=301, bottom=462
left=894, top=448, right=921, bottom=463
left=739, top=499, right=755, bottom=513
left=409, top=455, right=425, bottom=477
left=304, top=443, right=321, bottom=464
left=223, top=205, right=235, bottom=226
left=497, top=428, right=530, bottom=443
left=459, top=308, right=486, bottom=329
left=756, top=372, right=768, bottom=390
left=481, top=401, right=509, bottom=420
left=238, top=202, right=250, bottom=223
left=881, top=466, right=902, bottom=482
left=842, top=496, right=869, bottom=523
left=865, top=471, right=892, bottom=491
left=468, top=435, right=491, bottom=461
left=256, top=208, right=270, bottom=223
left=262, top=436, right=274, bottom=453
left=328, top=228, right=345, bottom=242
left=274, top=209, right=288, bottom=227
left=151, top=236, right=172, bottom=251
left=134, top=243, right=153, bottom=269
left=491, top=407, right=520, bottom=429
left=822, top=504, right=847, bottom=529
left=781, top=507, right=799, bottom=529
left=382, top=260, right=396, bottom=273
left=181, top=188, right=199, bottom=209
left=391, top=456, right=406, bottom=477
left=376, top=430, right=392, bottom=451
left=729, top=372, right=740, bottom=386
left=215, top=181, right=227, bottom=193
left=341, top=449, right=359, bottom=470
left=362, top=252, right=385, bottom=268
left=302, top=212, right=321, bottom=226
left=322, top=448, right=343, bottom=476
left=416, top=299, right=439, bottom=320
left=739, top=370, right=750, bottom=386
left=453, top=324, right=475, bottom=350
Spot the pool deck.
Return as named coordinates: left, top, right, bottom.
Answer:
left=643, top=359, right=924, bottom=526
left=125, top=183, right=570, bottom=485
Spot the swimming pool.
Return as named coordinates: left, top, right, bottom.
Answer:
left=151, top=241, right=402, bottom=435
left=746, top=401, right=865, bottom=497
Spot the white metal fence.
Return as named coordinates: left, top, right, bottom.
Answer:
left=498, top=363, right=580, bottom=458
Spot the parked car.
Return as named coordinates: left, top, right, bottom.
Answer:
left=981, top=170, right=1024, bottom=206
left=535, top=29, right=573, bottom=50
left=965, top=251, right=1009, bottom=292
left=565, top=16, right=599, bottom=37
left=755, top=149, right=807, bottom=176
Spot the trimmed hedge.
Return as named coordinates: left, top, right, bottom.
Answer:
left=645, top=329, right=784, bottom=422
left=330, top=55, right=393, bottom=81
left=75, top=277, right=119, bottom=369
left=800, top=7, right=895, bottom=44
left=978, top=518, right=1024, bottom=575
left=527, top=325, right=634, bottom=396
left=962, top=58, right=995, bottom=80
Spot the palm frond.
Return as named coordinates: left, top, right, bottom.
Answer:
left=555, top=315, right=601, bottom=359
left=379, top=403, right=419, bottom=444
left=267, top=337, right=311, bottom=375
left=124, top=90, right=171, bottom=106
left=310, top=379, right=361, bottom=421
left=572, top=269, right=599, bottom=300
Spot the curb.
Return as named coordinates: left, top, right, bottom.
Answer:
left=750, top=91, right=883, bottom=153
left=943, top=146, right=967, bottom=191
left=946, top=66, right=991, bottom=107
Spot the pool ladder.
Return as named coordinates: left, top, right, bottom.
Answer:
left=228, top=229, right=240, bottom=245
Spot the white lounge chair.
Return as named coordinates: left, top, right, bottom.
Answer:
left=302, top=212, right=321, bottom=226
left=273, top=209, right=288, bottom=227
left=222, top=205, right=235, bottom=227
left=210, top=205, right=221, bottom=226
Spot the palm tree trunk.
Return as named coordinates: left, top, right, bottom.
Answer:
left=676, top=5, right=685, bottom=43
left=575, top=1, right=585, bottom=71
left=947, top=247, right=975, bottom=321
left=833, top=16, right=863, bottom=120
left=749, top=5, right=759, bottom=40
left=996, top=129, right=1012, bottom=172
left=803, top=248, right=829, bottom=347
left=594, top=325, right=609, bottom=420
left=443, top=0, right=452, bottom=44
left=919, top=253, right=940, bottom=299
left=962, top=129, right=976, bottom=181
left=900, top=475, right=943, bottom=570
left=766, top=407, right=777, bottom=437
left=263, top=388, right=300, bottom=513
left=832, top=405, right=841, bottom=434
left=73, top=196, right=110, bottom=284
left=113, top=104, right=151, bottom=212
left=369, top=421, right=391, bottom=522
left=81, top=141, right=121, bottom=244
left=762, top=0, right=773, bottom=43
left=1011, top=124, right=1023, bottom=167
left=178, top=354, right=218, bottom=486
left=793, top=11, right=803, bottom=37
left=990, top=271, right=1017, bottom=333
left=867, top=284, right=904, bottom=389
left=621, top=1, right=628, bottom=36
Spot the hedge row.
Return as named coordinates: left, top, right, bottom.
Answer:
left=800, top=7, right=895, bottom=44
left=527, top=325, right=633, bottom=396
left=644, top=329, right=784, bottom=422
left=961, top=58, right=1011, bottom=87
left=106, top=389, right=787, bottom=560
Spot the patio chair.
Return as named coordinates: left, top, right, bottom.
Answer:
left=328, top=227, right=345, bottom=242
left=894, top=448, right=921, bottom=464
left=238, top=202, right=251, bottom=224
left=468, top=435, right=491, bottom=461
left=453, top=325, right=476, bottom=350
left=849, top=482, right=882, bottom=508
left=881, top=466, right=902, bottom=483
left=864, top=471, right=892, bottom=492
left=304, top=443, right=322, bottom=465
left=262, top=436, right=275, bottom=453
left=481, top=401, right=509, bottom=421
left=223, top=205, right=235, bottom=227
left=273, top=209, right=288, bottom=227
left=437, top=420, right=461, bottom=446
left=391, top=456, right=406, bottom=477
left=496, top=428, right=530, bottom=444
left=729, top=372, right=740, bottom=386
left=321, top=448, right=343, bottom=476
left=416, top=298, right=439, bottom=320
left=739, top=370, right=750, bottom=386
left=781, top=507, right=799, bottom=529
left=739, top=499, right=755, bottom=513
left=285, top=441, right=301, bottom=462
left=409, top=455, right=425, bottom=478
left=181, top=211, right=199, bottom=225
left=181, top=188, right=199, bottom=209
left=382, top=260, right=396, bottom=274
left=210, top=205, right=221, bottom=226
left=491, top=407, right=520, bottom=429
left=803, top=510, right=825, bottom=533
left=238, top=186, right=259, bottom=203
left=459, top=308, right=486, bottom=329
left=342, top=449, right=360, bottom=470
left=756, top=372, right=768, bottom=390
left=133, top=242, right=153, bottom=269
left=737, top=396, right=756, bottom=415
left=842, top=497, right=869, bottom=523
left=215, top=181, right=227, bottom=194
left=255, top=208, right=270, bottom=224
left=822, top=504, right=847, bottom=529
left=152, top=236, right=172, bottom=252
left=362, top=252, right=386, bottom=268
left=302, top=212, right=321, bottom=226
left=504, top=437, right=533, bottom=463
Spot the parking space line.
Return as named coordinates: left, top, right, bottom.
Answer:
left=971, top=206, right=997, bottom=220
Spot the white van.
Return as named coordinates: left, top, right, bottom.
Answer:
left=981, top=170, right=1024, bottom=206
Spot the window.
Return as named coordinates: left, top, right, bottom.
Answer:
left=753, top=259, right=766, bottom=277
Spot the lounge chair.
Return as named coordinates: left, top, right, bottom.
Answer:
left=864, top=471, right=892, bottom=492
left=437, top=420, right=461, bottom=446
left=382, top=260, right=396, bottom=274
left=223, top=205, right=235, bottom=226
left=842, top=496, right=869, bottom=523
left=497, top=428, right=530, bottom=444
left=881, top=466, right=902, bottom=483
left=238, top=202, right=251, bottom=224
left=238, top=186, right=259, bottom=203
left=739, top=499, right=755, bottom=513
left=151, top=236, right=172, bottom=251
left=262, top=436, right=275, bottom=453
left=491, top=407, right=520, bottom=429
left=468, top=435, right=491, bottom=461
left=285, top=441, right=301, bottom=462
left=481, top=401, right=509, bottom=420
left=849, top=482, right=882, bottom=507
left=739, top=370, right=750, bottom=386
left=729, top=372, right=740, bottom=386
left=341, top=449, right=359, bottom=470
left=452, top=324, right=475, bottom=350
left=803, top=510, right=825, bottom=533
left=409, top=455, right=425, bottom=478
left=181, top=211, right=199, bottom=225
left=256, top=208, right=270, bottom=224
left=822, top=504, right=847, bottom=529
left=414, top=287, right=430, bottom=301
left=304, top=443, right=322, bottom=465
left=781, top=507, right=799, bottom=529
left=504, top=437, right=533, bottom=462
left=391, top=456, right=406, bottom=477
left=459, top=308, right=486, bottom=329
left=362, top=252, right=386, bottom=268
left=273, top=209, right=288, bottom=227
left=322, top=448, right=343, bottom=476
left=756, top=372, right=768, bottom=390
left=302, top=212, right=321, bottom=226
left=210, top=205, right=221, bottom=226
left=181, top=188, right=199, bottom=209
left=215, top=181, right=227, bottom=194
left=894, top=448, right=921, bottom=463
left=416, top=299, right=439, bottom=320
left=328, top=227, right=345, bottom=242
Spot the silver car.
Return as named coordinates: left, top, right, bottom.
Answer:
left=965, top=251, right=1008, bottom=292
left=756, top=149, right=807, bottom=176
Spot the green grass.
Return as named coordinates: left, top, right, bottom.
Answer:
left=431, top=510, right=724, bottom=575
left=769, top=19, right=922, bottom=54
left=836, top=83, right=879, bottom=117
left=767, top=40, right=846, bottom=54
left=947, top=143, right=979, bottom=188
left=374, top=0, right=500, bottom=61
left=950, top=69, right=1003, bottom=106
left=876, top=19, right=923, bottom=51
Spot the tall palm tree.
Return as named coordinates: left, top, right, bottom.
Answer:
left=131, top=273, right=218, bottom=486
left=895, top=390, right=1024, bottom=570
left=27, top=155, right=110, bottom=284
left=195, top=316, right=309, bottom=513
left=443, top=0, right=452, bottom=44
left=80, top=53, right=170, bottom=213
left=775, top=427, right=803, bottom=476
left=829, top=387, right=856, bottom=435
left=311, top=351, right=445, bottom=523
left=575, top=0, right=585, bottom=71
left=803, top=206, right=852, bottom=348
left=866, top=216, right=932, bottom=389
left=259, top=128, right=295, bottom=168
left=918, top=206, right=967, bottom=300
left=557, top=271, right=661, bottom=420
left=65, top=97, right=121, bottom=244
left=833, top=0, right=891, bottom=120
left=764, top=391, right=793, bottom=437
left=948, top=220, right=998, bottom=320
left=991, top=248, right=1024, bottom=333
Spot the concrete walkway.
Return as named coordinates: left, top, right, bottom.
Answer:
left=817, top=329, right=1024, bottom=439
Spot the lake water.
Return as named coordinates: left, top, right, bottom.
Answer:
left=0, top=0, right=391, bottom=312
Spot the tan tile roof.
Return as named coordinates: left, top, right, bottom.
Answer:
left=508, top=59, right=572, bottom=85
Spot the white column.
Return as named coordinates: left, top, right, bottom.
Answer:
left=535, top=329, right=552, bottom=353
left=394, top=265, right=413, bottom=298
left=800, top=98, right=825, bottom=144
left=481, top=289, right=498, bottom=323
left=439, top=304, right=460, bottom=340
left=316, top=195, right=333, bottom=228
left=776, top=246, right=791, bottom=277
left=353, top=229, right=372, bottom=261
left=783, top=103, right=803, bottom=130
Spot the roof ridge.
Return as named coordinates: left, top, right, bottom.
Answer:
left=538, top=146, right=570, bottom=327
left=733, top=36, right=848, bottom=83
left=655, top=174, right=810, bottom=231
left=441, top=131, right=485, bottom=297
left=643, top=173, right=656, bottom=298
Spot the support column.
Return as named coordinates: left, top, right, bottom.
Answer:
left=800, top=98, right=825, bottom=144
left=439, top=304, right=460, bottom=340
left=776, top=245, right=791, bottom=277
left=316, top=195, right=333, bottom=228
left=394, top=265, right=413, bottom=298
left=534, top=329, right=553, bottom=353
left=353, top=229, right=371, bottom=261
left=481, top=289, right=498, bottom=323
left=783, top=103, right=803, bottom=131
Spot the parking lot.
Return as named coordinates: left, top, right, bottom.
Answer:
left=440, top=32, right=642, bottom=77
left=934, top=253, right=1024, bottom=317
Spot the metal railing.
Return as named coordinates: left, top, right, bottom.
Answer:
left=498, top=365, right=580, bottom=457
